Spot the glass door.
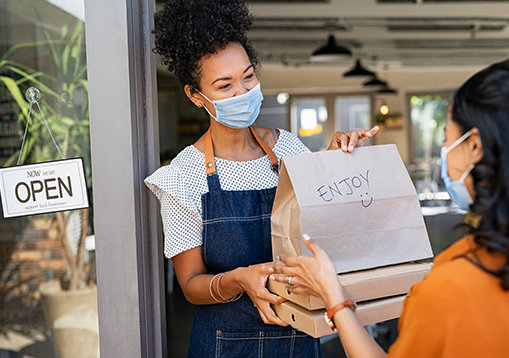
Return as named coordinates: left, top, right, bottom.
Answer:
left=335, top=95, right=372, bottom=145
left=0, top=1, right=96, bottom=357
left=408, top=94, right=450, bottom=203
left=290, top=94, right=373, bottom=152
left=291, top=97, right=328, bottom=152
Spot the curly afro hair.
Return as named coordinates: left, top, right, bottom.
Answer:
left=153, top=0, right=259, bottom=93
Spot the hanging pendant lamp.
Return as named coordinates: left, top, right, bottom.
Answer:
left=363, top=75, right=388, bottom=87
left=309, top=35, right=352, bottom=62
left=342, top=59, right=375, bottom=78
left=377, top=86, right=398, bottom=95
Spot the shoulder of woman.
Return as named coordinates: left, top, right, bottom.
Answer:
left=433, top=235, right=475, bottom=267
left=419, top=241, right=498, bottom=301
left=144, top=146, right=204, bottom=193
left=275, top=129, right=311, bottom=155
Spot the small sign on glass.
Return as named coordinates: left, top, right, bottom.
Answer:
left=0, top=158, right=89, bottom=218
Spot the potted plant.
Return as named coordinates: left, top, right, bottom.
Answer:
left=1, top=20, right=98, bottom=358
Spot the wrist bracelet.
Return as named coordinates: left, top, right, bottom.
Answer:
left=324, top=299, right=357, bottom=332
left=209, top=273, right=223, bottom=303
left=216, top=273, right=228, bottom=301
left=216, top=272, right=244, bottom=303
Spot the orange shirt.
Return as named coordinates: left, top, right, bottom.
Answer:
left=387, top=235, right=509, bottom=358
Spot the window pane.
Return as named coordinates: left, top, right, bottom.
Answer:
left=410, top=95, right=449, bottom=161
left=0, top=1, right=97, bottom=357
left=291, top=97, right=327, bottom=152
left=335, top=96, right=371, bottom=146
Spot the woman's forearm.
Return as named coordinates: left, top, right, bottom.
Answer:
left=173, top=247, right=246, bottom=305
left=271, top=235, right=389, bottom=357
left=322, top=289, right=387, bottom=358
left=181, top=268, right=245, bottom=305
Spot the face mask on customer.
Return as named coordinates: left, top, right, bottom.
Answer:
left=199, top=83, right=263, bottom=129
left=440, top=130, right=474, bottom=211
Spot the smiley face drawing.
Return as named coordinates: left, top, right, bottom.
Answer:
left=360, top=192, right=373, bottom=208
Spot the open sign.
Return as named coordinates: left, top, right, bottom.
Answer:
left=0, top=158, right=89, bottom=218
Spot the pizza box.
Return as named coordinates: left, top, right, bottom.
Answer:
left=272, top=294, right=406, bottom=338
left=267, top=261, right=431, bottom=310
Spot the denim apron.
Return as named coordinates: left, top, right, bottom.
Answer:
left=187, top=127, right=321, bottom=358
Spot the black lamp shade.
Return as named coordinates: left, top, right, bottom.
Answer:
left=363, top=76, right=388, bottom=87
left=311, top=35, right=352, bottom=57
left=377, top=86, right=398, bottom=95
left=343, top=60, right=376, bottom=78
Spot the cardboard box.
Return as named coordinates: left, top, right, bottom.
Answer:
left=267, top=261, right=431, bottom=310
left=272, top=295, right=406, bottom=338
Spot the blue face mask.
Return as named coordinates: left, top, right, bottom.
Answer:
left=199, top=83, right=263, bottom=129
left=440, top=130, right=474, bottom=211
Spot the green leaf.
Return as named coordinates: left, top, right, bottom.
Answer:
left=43, top=29, right=61, bottom=69
left=0, top=41, right=58, bottom=63
left=61, top=25, right=68, bottom=40
left=6, top=66, right=59, bottom=99
left=61, top=117, right=76, bottom=126
left=3, top=151, right=20, bottom=167
left=0, top=76, right=28, bottom=117
left=78, top=79, right=88, bottom=92
left=62, top=45, right=71, bottom=77
left=71, top=22, right=84, bottom=76
left=73, top=64, right=87, bottom=84
left=70, top=21, right=84, bottom=46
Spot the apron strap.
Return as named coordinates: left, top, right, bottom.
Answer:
left=204, top=127, right=279, bottom=175
left=204, top=130, right=217, bottom=175
left=249, top=127, right=279, bottom=172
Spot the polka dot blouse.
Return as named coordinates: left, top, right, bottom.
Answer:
left=144, top=129, right=310, bottom=259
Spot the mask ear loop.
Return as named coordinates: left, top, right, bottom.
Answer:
left=445, top=130, right=472, bottom=154
left=202, top=104, right=218, bottom=121
left=459, top=164, right=475, bottom=182
left=194, top=88, right=218, bottom=120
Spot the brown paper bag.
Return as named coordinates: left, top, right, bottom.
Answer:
left=271, top=144, right=433, bottom=273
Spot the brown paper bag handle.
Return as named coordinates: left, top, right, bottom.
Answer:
left=204, top=127, right=279, bottom=175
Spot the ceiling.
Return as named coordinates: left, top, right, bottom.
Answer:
left=153, top=0, right=509, bottom=70
left=212, top=0, right=509, bottom=70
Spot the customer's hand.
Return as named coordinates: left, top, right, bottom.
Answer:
left=328, top=126, right=379, bottom=152
left=270, top=234, right=346, bottom=310
left=240, top=263, right=289, bottom=326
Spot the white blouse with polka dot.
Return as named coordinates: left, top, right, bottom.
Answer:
left=144, top=129, right=311, bottom=259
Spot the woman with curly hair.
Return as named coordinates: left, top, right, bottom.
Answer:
left=271, top=60, right=509, bottom=357
left=145, top=1, right=377, bottom=357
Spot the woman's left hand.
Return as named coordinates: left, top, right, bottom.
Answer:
left=270, top=234, right=346, bottom=308
left=328, top=126, right=379, bottom=152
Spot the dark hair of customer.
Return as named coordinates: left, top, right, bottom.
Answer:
left=451, top=59, right=509, bottom=290
left=152, top=0, right=259, bottom=94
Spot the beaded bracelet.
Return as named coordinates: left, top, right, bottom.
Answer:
left=216, top=272, right=243, bottom=303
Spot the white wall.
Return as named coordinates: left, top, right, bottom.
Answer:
left=259, top=64, right=482, bottom=164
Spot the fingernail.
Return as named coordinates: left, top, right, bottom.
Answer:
left=342, top=145, right=347, bottom=151
left=268, top=267, right=274, bottom=272
left=269, top=275, right=275, bottom=280
left=303, top=233, right=311, bottom=241
left=277, top=255, right=280, bottom=261
left=349, top=146, right=354, bottom=151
